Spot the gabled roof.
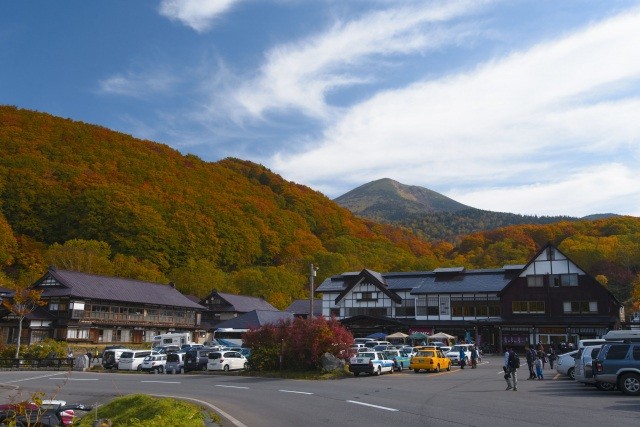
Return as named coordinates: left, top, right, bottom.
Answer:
left=334, top=269, right=402, bottom=304
left=34, top=268, right=205, bottom=309
left=285, top=299, right=322, bottom=316
left=317, top=267, right=520, bottom=295
left=201, top=291, right=278, bottom=313
left=214, top=309, right=294, bottom=330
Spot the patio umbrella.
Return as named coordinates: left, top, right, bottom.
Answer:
left=366, top=332, right=387, bottom=339
left=429, top=332, right=455, bottom=340
left=385, top=332, right=409, bottom=339
left=408, top=332, right=428, bottom=342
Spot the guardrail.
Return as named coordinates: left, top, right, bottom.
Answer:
left=0, top=358, right=74, bottom=370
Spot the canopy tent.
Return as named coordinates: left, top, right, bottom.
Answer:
left=366, top=332, right=387, bottom=340
left=408, top=332, right=428, bottom=344
left=429, top=332, right=455, bottom=340
left=386, top=332, right=409, bottom=339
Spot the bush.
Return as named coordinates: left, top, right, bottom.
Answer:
left=0, top=339, right=68, bottom=359
left=243, top=317, right=353, bottom=371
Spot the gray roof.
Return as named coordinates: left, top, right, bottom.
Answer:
left=285, top=299, right=322, bottom=316
left=214, top=310, right=294, bottom=329
left=316, top=267, right=520, bottom=295
left=37, top=268, right=205, bottom=309
left=213, top=292, right=278, bottom=312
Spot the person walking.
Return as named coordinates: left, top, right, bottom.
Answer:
left=459, top=346, right=467, bottom=369
left=470, top=346, right=478, bottom=368
left=548, top=348, right=557, bottom=369
left=535, top=354, right=544, bottom=379
left=525, top=345, right=536, bottom=379
left=504, top=347, right=519, bottom=391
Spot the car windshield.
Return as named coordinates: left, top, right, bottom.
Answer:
left=451, top=346, right=467, bottom=352
left=208, top=353, right=222, bottom=360
left=120, top=352, right=134, bottom=359
left=360, top=353, right=375, bottom=358
left=167, top=354, right=180, bottom=362
left=417, top=351, right=435, bottom=357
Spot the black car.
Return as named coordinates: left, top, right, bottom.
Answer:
left=184, top=348, right=212, bottom=372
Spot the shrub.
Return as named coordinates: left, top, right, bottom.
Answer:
left=243, top=316, right=353, bottom=371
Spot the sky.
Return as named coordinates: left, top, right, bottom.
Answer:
left=2, top=0, right=640, bottom=218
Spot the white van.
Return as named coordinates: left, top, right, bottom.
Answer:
left=118, top=350, right=153, bottom=371
left=102, top=348, right=133, bottom=370
left=577, top=339, right=607, bottom=349
left=602, top=330, right=640, bottom=341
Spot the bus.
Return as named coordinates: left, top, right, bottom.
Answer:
left=212, top=328, right=248, bottom=347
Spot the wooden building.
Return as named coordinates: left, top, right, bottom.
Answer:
left=316, top=244, right=623, bottom=351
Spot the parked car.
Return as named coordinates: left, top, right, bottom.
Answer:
left=0, top=400, right=91, bottom=427
left=101, top=348, right=133, bottom=370
left=207, top=351, right=249, bottom=371
left=140, top=354, right=167, bottom=374
left=348, top=351, right=394, bottom=376
left=574, top=345, right=615, bottom=391
left=556, top=350, right=579, bottom=379
left=410, top=348, right=451, bottom=373
left=364, top=340, right=392, bottom=349
left=117, top=350, right=153, bottom=371
left=445, top=344, right=473, bottom=365
left=383, top=349, right=411, bottom=371
left=593, top=341, right=640, bottom=395
left=165, top=352, right=186, bottom=374
left=184, top=348, right=212, bottom=372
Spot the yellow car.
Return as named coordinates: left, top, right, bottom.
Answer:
left=409, top=348, right=451, bottom=373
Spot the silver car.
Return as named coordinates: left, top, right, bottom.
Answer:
left=556, top=350, right=579, bottom=379
left=574, top=344, right=615, bottom=391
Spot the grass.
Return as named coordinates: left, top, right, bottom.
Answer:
left=76, top=394, right=215, bottom=427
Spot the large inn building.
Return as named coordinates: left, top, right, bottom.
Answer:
left=316, top=244, right=624, bottom=351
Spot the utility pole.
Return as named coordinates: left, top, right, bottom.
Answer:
left=309, top=263, right=318, bottom=319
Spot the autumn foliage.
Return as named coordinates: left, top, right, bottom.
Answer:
left=242, top=317, right=353, bottom=371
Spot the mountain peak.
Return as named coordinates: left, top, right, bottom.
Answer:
left=334, top=178, right=471, bottom=221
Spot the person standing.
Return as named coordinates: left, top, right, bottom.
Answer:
left=470, top=346, right=478, bottom=368
left=525, top=345, right=535, bottom=379
left=459, top=346, right=466, bottom=369
left=548, top=348, right=557, bottom=369
left=505, top=347, right=519, bottom=391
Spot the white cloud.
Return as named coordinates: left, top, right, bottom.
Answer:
left=158, top=0, right=242, bottom=33
left=270, top=7, right=640, bottom=217
left=98, top=71, right=178, bottom=97
left=231, top=1, right=488, bottom=120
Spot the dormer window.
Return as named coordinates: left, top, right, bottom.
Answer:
left=357, top=292, right=378, bottom=301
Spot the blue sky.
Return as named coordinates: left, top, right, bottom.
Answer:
left=2, top=0, right=640, bottom=217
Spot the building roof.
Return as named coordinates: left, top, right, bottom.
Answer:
left=34, top=267, right=205, bottom=309
left=201, top=291, right=278, bottom=313
left=214, top=309, right=294, bottom=329
left=316, top=267, right=520, bottom=295
left=285, top=299, right=322, bottom=316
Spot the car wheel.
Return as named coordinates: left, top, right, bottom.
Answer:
left=158, top=366, right=164, bottom=374
left=223, top=364, right=230, bottom=372
left=446, top=363, right=451, bottom=372
left=353, top=372, right=360, bottom=377
left=397, top=363, right=402, bottom=372
left=435, top=365, right=440, bottom=373
left=414, top=369, right=420, bottom=373
left=595, top=381, right=615, bottom=391
left=568, top=367, right=575, bottom=380
left=375, top=366, right=382, bottom=376
left=618, top=373, right=640, bottom=396
left=243, top=362, right=249, bottom=370
left=137, top=365, right=142, bottom=371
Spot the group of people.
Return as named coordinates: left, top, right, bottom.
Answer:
left=459, top=345, right=480, bottom=369
left=503, top=343, right=558, bottom=391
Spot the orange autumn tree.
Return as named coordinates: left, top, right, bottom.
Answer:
left=2, top=287, right=46, bottom=358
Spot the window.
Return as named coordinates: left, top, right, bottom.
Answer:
left=346, top=307, right=389, bottom=317
left=512, top=301, right=545, bottom=314
left=527, top=275, right=544, bottom=287
left=329, top=308, right=340, bottom=317
left=605, top=345, right=629, bottom=360
left=396, top=298, right=415, bottom=317
left=357, top=292, right=378, bottom=301
left=551, top=274, right=578, bottom=287
left=563, top=301, right=597, bottom=314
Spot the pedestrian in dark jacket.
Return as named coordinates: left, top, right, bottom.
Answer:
left=504, top=347, right=518, bottom=391
left=525, top=345, right=536, bottom=379
left=548, top=348, right=557, bottom=369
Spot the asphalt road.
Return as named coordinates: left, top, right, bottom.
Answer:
left=1, top=356, right=638, bottom=426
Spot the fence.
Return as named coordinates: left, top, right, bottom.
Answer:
left=0, top=357, right=74, bottom=370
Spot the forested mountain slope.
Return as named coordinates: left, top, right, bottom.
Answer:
left=0, top=106, right=638, bottom=311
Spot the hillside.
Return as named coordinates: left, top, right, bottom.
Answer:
left=0, top=106, right=638, bottom=311
left=335, top=178, right=579, bottom=241
left=0, top=106, right=437, bottom=305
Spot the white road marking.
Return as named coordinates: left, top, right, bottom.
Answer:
left=153, top=394, right=247, bottom=427
left=49, top=378, right=98, bottom=381
left=141, top=380, right=180, bottom=384
left=215, top=385, right=249, bottom=389
left=278, top=390, right=313, bottom=395
left=346, top=400, right=398, bottom=412
left=1, top=373, right=62, bottom=384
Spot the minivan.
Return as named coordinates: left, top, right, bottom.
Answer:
left=117, top=350, right=153, bottom=371
left=184, top=348, right=212, bottom=372
left=165, top=352, right=186, bottom=374
left=102, top=348, right=133, bottom=370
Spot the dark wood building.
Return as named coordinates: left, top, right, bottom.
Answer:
left=316, top=243, right=623, bottom=352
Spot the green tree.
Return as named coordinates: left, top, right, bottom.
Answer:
left=45, top=239, right=114, bottom=275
